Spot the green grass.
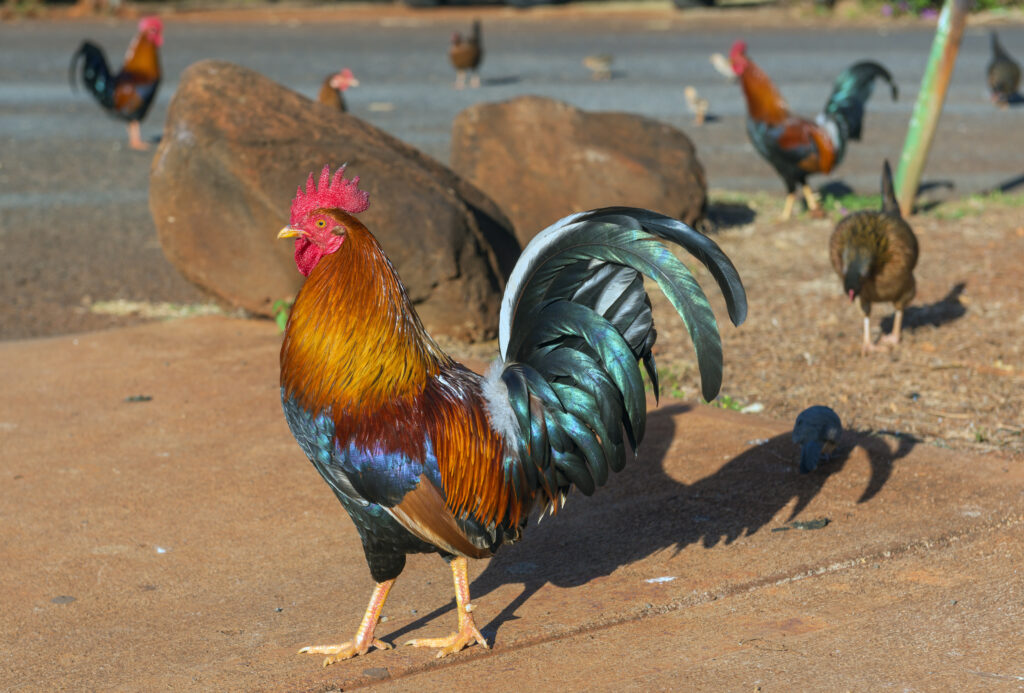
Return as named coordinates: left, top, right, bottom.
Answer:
left=272, top=299, right=293, bottom=333
left=930, top=190, right=1024, bottom=220
left=644, top=364, right=690, bottom=400
left=821, top=192, right=882, bottom=216
left=710, top=394, right=744, bottom=411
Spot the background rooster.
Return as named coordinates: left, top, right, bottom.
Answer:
left=830, top=161, right=918, bottom=355
left=317, top=68, right=359, bottom=112
left=987, top=31, right=1021, bottom=108
left=449, top=20, right=483, bottom=89
left=69, top=17, right=163, bottom=151
left=277, top=166, right=746, bottom=665
left=730, top=40, right=898, bottom=220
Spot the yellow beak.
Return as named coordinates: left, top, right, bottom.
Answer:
left=277, top=225, right=302, bottom=239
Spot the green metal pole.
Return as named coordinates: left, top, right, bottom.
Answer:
left=894, top=0, right=971, bottom=217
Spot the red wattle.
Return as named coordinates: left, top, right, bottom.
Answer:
left=295, top=238, right=324, bottom=277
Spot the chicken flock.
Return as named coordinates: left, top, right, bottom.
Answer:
left=66, top=15, right=1019, bottom=670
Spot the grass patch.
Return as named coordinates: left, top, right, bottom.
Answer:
left=821, top=192, right=882, bottom=216
left=930, top=190, right=1024, bottom=220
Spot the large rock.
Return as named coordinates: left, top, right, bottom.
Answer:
left=451, top=95, right=707, bottom=246
left=150, top=60, right=519, bottom=342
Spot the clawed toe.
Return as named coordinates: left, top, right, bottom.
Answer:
left=405, top=623, right=489, bottom=658
left=299, top=638, right=391, bottom=666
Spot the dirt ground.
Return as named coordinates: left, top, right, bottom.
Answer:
left=2, top=317, right=1022, bottom=691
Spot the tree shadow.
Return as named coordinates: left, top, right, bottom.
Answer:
left=384, top=404, right=910, bottom=646
left=881, top=282, right=967, bottom=333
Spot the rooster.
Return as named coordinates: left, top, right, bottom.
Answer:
left=449, top=20, right=483, bottom=89
left=318, top=68, right=360, bottom=113
left=277, top=166, right=747, bottom=665
left=69, top=16, right=163, bottom=151
left=730, top=41, right=898, bottom=220
left=987, top=31, right=1021, bottom=108
left=829, top=160, right=918, bottom=355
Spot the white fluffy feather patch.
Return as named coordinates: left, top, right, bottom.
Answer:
left=481, top=359, right=523, bottom=446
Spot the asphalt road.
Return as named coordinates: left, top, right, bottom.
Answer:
left=0, top=12, right=1022, bottom=338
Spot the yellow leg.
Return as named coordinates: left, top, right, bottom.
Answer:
left=879, top=309, right=904, bottom=347
left=299, top=579, right=394, bottom=667
left=802, top=184, right=819, bottom=211
left=470, top=72, right=481, bottom=88
left=861, top=316, right=874, bottom=356
left=405, top=557, right=489, bottom=658
left=781, top=193, right=796, bottom=221
left=127, top=121, right=149, bottom=151
left=454, top=70, right=466, bottom=90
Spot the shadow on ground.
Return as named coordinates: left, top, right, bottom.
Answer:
left=881, top=282, right=967, bottom=334
left=384, top=404, right=914, bottom=646
left=704, top=200, right=756, bottom=231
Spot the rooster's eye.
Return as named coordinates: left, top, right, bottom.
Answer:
left=315, top=220, right=326, bottom=228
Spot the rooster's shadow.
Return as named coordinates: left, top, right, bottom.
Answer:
left=385, top=403, right=913, bottom=646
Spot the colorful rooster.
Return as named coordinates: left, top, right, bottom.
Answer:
left=277, top=166, right=747, bottom=665
left=69, top=17, right=163, bottom=151
left=730, top=41, right=898, bottom=220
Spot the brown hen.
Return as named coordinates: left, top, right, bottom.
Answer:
left=449, top=20, right=483, bottom=89
left=829, top=161, right=919, bottom=355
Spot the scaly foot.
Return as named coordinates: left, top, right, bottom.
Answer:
left=404, top=613, right=489, bottom=658
left=877, top=332, right=901, bottom=348
left=299, top=638, right=392, bottom=667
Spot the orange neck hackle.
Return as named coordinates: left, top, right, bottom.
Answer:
left=734, top=51, right=790, bottom=125
left=281, top=218, right=451, bottom=416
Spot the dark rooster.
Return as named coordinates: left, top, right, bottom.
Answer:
left=730, top=41, right=898, bottom=220
left=318, top=68, right=359, bottom=113
left=449, top=20, right=483, bottom=89
left=829, top=161, right=918, bottom=355
left=69, top=17, right=163, bottom=151
left=987, top=31, right=1021, bottom=108
left=792, top=405, right=842, bottom=474
left=277, top=166, right=747, bottom=664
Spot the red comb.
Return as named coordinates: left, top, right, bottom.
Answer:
left=139, top=16, right=163, bottom=34
left=290, top=165, right=370, bottom=225
left=730, top=40, right=747, bottom=59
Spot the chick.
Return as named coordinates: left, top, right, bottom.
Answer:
left=583, top=54, right=614, bottom=81
left=792, top=406, right=842, bottom=474
left=829, top=160, right=919, bottom=355
left=684, top=85, right=709, bottom=125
